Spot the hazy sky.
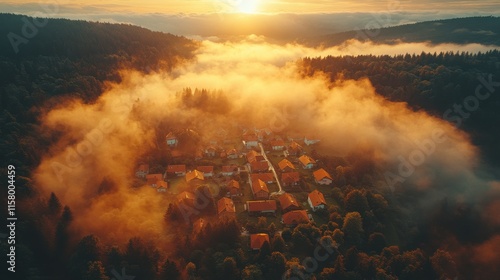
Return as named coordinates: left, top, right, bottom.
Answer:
left=2, top=0, right=500, bottom=14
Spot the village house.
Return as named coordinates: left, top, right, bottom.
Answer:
left=278, top=193, right=301, bottom=213
left=135, top=164, right=149, bottom=178
left=281, top=172, right=301, bottom=191
left=313, top=168, right=333, bottom=185
left=222, top=165, right=239, bottom=177
left=270, top=139, right=286, bottom=151
left=308, top=190, right=327, bottom=211
left=204, top=146, right=217, bottom=158
left=250, top=173, right=275, bottom=184
left=217, top=197, right=236, bottom=219
left=246, top=200, right=277, bottom=216
left=249, top=161, right=269, bottom=173
left=146, top=174, right=164, bottom=187
left=226, top=179, right=242, bottom=197
left=287, top=141, right=304, bottom=157
left=242, top=132, right=259, bottom=149
left=246, top=150, right=265, bottom=163
left=250, top=233, right=270, bottom=250
left=251, top=179, right=270, bottom=200
left=304, top=137, right=320, bottom=146
left=156, top=180, right=168, bottom=193
left=281, top=210, right=310, bottom=226
left=165, top=165, right=186, bottom=177
left=197, top=166, right=214, bottom=178
left=177, top=191, right=196, bottom=208
left=165, top=132, right=178, bottom=148
left=278, top=159, right=295, bottom=173
left=186, top=170, right=205, bottom=185
left=226, top=148, right=239, bottom=159
left=299, top=155, right=316, bottom=169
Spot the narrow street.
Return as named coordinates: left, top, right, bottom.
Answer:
left=258, top=143, right=284, bottom=195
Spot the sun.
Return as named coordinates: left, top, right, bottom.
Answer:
left=236, top=0, right=260, bottom=14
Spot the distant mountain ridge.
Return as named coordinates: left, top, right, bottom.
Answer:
left=309, top=16, right=500, bottom=46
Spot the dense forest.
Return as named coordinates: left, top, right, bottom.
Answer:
left=1, top=14, right=500, bottom=280
left=301, top=51, right=500, bottom=169
left=309, top=16, right=500, bottom=47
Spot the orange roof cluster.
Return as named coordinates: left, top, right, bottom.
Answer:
left=250, top=233, right=270, bottom=250
left=282, top=210, right=309, bottom=225
left=278, top=159, right=295, bottom=171
left=246, top=200, right=277, bottom=212
left=279, top=193, right=300, bottom=210
left=186, top=170, right=205, bottom=182
left=252, top=179, right=269, bottom=195
left=308, top=190, right=327, bottom=207
left=251, top=161, right=269, bottom=172
left=217, top=197, right=236, bottom=215
left=299, top=155, right=316, bottom=166
left=313, top=168, right=333, bottom=181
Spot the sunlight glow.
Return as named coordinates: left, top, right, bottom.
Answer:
left=236, top=0, right=260, bottom=14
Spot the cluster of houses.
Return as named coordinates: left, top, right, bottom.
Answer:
left=135, top=129, right=334, bottom=250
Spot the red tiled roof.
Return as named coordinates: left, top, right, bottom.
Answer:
left=246, top=200, right=277, bottom=212
left=250, top=233, right=270, bottom=250
left=278, top=193, right=300, bottom=210
left=146, top=174, right=163, bottom=185
left=246, top=150, right=261, bottom=163
left=227, top=179, right=240, bottom=189
left=313, top=168, right=333, bottom=181
left=217, top=197, right=236, bottom=215
left=299, top=155, right=316, bottom=166
left=278, top=159, right=295, bottom=171
left=252, top=179, right=269, bottom=195
left=156, top=180, right=168, bottom=189
left=197, top=166, right=214, bottom=173
left=251, top=161, right=269, bottom=172
left=308, top=190, right=327, bottom=207
left=282, top=210, right=309, bottom=225
left=177, top=191, right=195, bottom=205
left=186, top=170, right=205, bottom=182
left=271, top=139, right=285, bottom=147
left=167, top=165, right=186, bottom=173
left=281, top=172, right=300, bottom=184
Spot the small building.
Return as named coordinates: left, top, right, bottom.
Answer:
left=304, top=137, right=320, bottom=146
left=270, top=139, right=286, bottom=151
left=197, top=166, right=214, bottom=178
left=166, top=132, right=178, bottom=148
left=278, top=193, right=301, bottom=213
left=222, top=165, right=239, bottom=177
left=299, top=155, right=316, bottom=169
left=177, top=191, right=196, bottom=208
left=186, top=170, right=205, bottom=185
left=156, top=180, right=168, bottom=192
left=146, top=174, right=164, bottom=187
left=246, top=200, right=277, bottom=216
left=281, top=210, right=310, bottom=226
left=250, top=161, right=269, bottom=173
left=166, top=165, right=186, bottom=177
left=288, top=141, right=303, bottom=156
left=250, top=173, right=275, bottom=184
left=205, top=146, right=217, bottom=158
left=313, top=168, right=333, bottom=185
left=226, top=180, right=242, bottom=197
left=250, top=233, right=270, bottom=250
left=251, top=179, right=270, bottom=200
left=278, top=159, right=295, bottom=173
left=217, top=197, right=236, bottom=218
left=135, top=164, right=149, bottom=178
left=308, top=190, right=327, bottom=211
left=243, top=132, right=259, bottom=149
left=227, top=148, right=239, bottom=159
left=246, top=150, right=265, bottom=163
left=281, top=172, right=301, bottom=191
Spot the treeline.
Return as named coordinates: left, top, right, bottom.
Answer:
left=300, top=50, right=500, bottom=167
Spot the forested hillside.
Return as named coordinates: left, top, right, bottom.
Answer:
left=310, top=16, right=500, bottom=46
left=300, top=51, right=500, bottom=169
left=0, top=13, right=198, bottom=183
